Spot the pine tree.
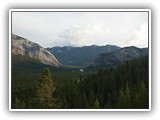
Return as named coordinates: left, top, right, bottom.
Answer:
left=15, top=97, right=26, bottom=108
left=133, top=80, right=148, bottom=108
left=88, top=90, right=95, bottom=108
left=104, top=101, right=112, bottom=109
left=117, top=82, right=131, bottom=108
left=82, top=92, right=89, bottom=108
left=32, top=68, right=54, bottom=108
left=117, top=89, right=125, bottom=108
left=95, top=99, right=100, bottom=108
left=125, top=82, right=131, bottom=108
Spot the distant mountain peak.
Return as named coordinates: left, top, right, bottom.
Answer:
left=93, top=46, right=148, bottom=67
left=12, top=33, right=62, bottom=67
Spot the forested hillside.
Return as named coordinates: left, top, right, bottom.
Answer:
left=11, top=55, right=149, bottom=109
left=47, top=45, right=120, bottom=66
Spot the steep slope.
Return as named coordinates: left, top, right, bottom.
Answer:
left=12, top=34, right=62, bottom=67
left=93, top=46, right=148, bottom=67
left=46, top=45, right=120, bottom=66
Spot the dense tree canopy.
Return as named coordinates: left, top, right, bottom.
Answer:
left=12, top=55, right=149, bottom=109
left=30, top=68, right=55, bottom=108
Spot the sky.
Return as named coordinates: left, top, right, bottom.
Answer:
left=12, top=11, right=148, bottom=48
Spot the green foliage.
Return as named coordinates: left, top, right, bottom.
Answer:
left=95, top=99, right=100, bottom=108
left=117, top=82, right=131, bottom=108
left=15, top=97, right=26, bottom=108
left=88, top=90, right=96, bottom=108
left=30, top=68, right=55, bottom=108
left=132, top=80, right=148, bottom=108
left=117, top=89, right=125, bottom=108
left=125, top=82, right=131, bottom=108
left=47, top=45, right=119, bottom=66
left=11, top=55, right=149, bottom=109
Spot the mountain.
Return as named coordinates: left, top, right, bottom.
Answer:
left=12, top=34, right=62, bottom=67
left=46, top=45, right=120, bottom=66
left=93, top=46, right=148, bottom=67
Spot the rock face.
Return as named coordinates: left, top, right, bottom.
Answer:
left=94, top=46, right=148, bottom=67
left=47, top=45, right=120, bottom=66
left=12, top=34, right=62, bottom=67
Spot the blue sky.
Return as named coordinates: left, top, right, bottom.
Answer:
left=12, top=11, right=148, bottom=48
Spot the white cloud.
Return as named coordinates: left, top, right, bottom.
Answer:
left=127, top=24, right=148, bottom=48
left=12, top=11, right=148, bottom=48
left=57, top=23, right=106, bottom=47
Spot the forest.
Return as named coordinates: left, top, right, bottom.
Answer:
left=11, top=55, right=149, bottom=109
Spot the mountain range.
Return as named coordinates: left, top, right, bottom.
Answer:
left=12, top=33, right=148, bottom=69
left=46, top=45, right=120, bottom=66
left=93, top=46, right=148, bottom=67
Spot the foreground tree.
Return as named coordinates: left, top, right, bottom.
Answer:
left=31, top=68, right=54, bottom=108
left=94, top=99, right=100, bottom=108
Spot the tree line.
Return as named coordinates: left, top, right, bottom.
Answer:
left=12, top=55, right=149, bottom=109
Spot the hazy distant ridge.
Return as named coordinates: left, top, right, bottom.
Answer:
left=47, top=45, right=120, bottom=66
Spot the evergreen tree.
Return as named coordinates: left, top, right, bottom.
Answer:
left=95, top=99, right=100, bottom=108
left=117, top=82, right=131, bottom=108
left=117, top=89, right=125, bottom=108
left=15, top=97, right=26, bottom=108
left=81, top=92, right=89, bottom=108
left=88, top=90, right=95, bottom=108
left=32, top=68, right=54, bottom=108
left=104, top=101, right=112, bottom=109
left=12, top=55, right=149, bottom=109
left=133, top=80, right=148, bottom=108
left=125, top=82, right=131, bottom=108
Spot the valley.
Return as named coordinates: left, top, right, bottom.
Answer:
left=11, top=34, right=149, bottom=109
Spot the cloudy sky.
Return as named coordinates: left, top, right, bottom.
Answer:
left=12, top=11, right=148, bottom=48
